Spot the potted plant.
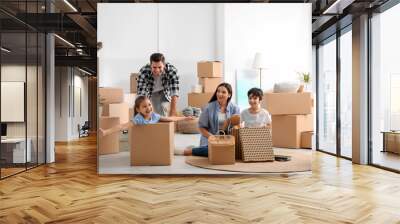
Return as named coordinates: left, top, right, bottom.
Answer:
left=297, top=72, right=311, bottom=92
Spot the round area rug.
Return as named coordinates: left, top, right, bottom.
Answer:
left=185, top=148, right=312, bottom=173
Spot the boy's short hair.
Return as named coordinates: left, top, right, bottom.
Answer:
left=247, top=88, right=263, bottom=100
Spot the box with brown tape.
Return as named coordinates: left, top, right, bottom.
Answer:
left=208, top=135, right=235, bottom=165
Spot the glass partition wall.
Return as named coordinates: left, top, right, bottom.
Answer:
left=317, top=35, right=337, bottom=155
left=0, top=2, right=46, bottom=179
left=370, top=2, right=400, bottom=172
left=339, top=27, right=352, bottom=159
left=316, top=26, right=352, bottom=159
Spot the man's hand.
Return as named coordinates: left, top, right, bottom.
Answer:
left=169, top=95, right=179, bottom=116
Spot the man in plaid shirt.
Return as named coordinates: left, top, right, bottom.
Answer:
left=137, top=53, right=179, bottom=116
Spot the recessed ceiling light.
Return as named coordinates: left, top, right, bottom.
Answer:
left=323, top=0, right=355, bottom=15
left=63, top=0, right=78, bottom=12
left=1, top=47, right=11, bottom=53
left=78, top=67, right=93, bottom=76
left=54, top=34, right=75, bottom=48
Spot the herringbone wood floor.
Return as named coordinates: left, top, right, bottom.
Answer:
left=1, top=135, right=400, bottom=224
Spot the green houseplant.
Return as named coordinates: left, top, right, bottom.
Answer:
left=297, top=72, right=311, bottom=91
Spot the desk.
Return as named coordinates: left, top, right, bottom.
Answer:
left=382, top=131, right=400, bottom=154
left=1, top=138, right=31, bottom=164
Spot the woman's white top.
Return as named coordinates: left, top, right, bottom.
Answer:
left=217, top=111, right=227, bottom=131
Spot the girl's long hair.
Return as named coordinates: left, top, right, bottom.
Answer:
left=208, top=82, right=233, bottom=104
left=134, top=95, right=148, bottom=116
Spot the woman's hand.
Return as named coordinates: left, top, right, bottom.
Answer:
left=199, top=127, right=212, bottom=139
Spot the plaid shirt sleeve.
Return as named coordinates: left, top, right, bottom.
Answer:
left=137, top=64, right=151, bottom=97
left=166, top=63, right=179, bottom=97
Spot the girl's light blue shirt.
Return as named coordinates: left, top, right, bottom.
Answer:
left=132, top=112, right=161, bottom=125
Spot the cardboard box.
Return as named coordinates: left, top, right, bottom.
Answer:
left=188, top=92, right=213, bottom=109
left=176, top=118, right=200, bottom=134
left=263, top=92, right=313, bottom=115
left=385, top=132, right=400, bottom=154
left=208, top=135, right=235, bottom=165
left=130, top=73, right=139, bottom=93
left=197, top=61, right=223, bottom=78
left=130, top=122, right=174, bottom=166
left=199, top=77, right=222, bottom=93
left=99, top=117, right=120, bottom=155
left=231, top=125, right=242, bottom=160
left=272, top=114, right=313, bottom=148
left=99, top=87, right=124, bottom=104
left=102, top=102, right=130, bottom=124
left=301, top=131, right=313, bottom=149
left=129, top=107, right=134, bottom=121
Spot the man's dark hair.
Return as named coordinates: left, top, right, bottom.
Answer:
left=247, top=87, right=263, bottom=100
left=150, top=53, right=165, bottom=64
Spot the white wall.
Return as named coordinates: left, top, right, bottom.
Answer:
left=71, top=74, right=89, bottom=138
left=221, top=3, right=312, bottom=94
left=55, top=67, right=89, bottom=141
left=97, top=4, right=158, bottom=91
left=98, top=3, right=312, bottom=110
left=158, top=4, right=216, bottom=110
left=98, top=3, right=216, bottom=110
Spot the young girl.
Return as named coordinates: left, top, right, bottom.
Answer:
left=240, top=87, right=271, bottom=128
left=133, top=95, right=192, bottom=124
left=99, top=96, right=190, bottom=137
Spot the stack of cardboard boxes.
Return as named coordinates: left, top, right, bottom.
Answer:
left=263, top=92, right=314, bottom=149
left=99, top=116, right=121, bottom=155
left=188, top=61, right=223, bottom=108
left=98, top=87, right=130, bottom=155
left=99, top=87, right=130, bottom=124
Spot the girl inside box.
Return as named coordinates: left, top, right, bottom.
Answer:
left=133, top=96, right=192, bottom=124
left=183, top=83, right=240, bottom=157
left=99, top=96, right=191, bottom=137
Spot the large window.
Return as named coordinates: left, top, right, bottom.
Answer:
left=340, top=28, right=352, bottom=158
left=317, top=25, right=353, bottom=159
left=318, top=36, right=337, bottom=154
left=370, top=3, right=400, bottom=171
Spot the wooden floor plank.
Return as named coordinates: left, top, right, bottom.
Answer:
left=0, top=135, right=400, bottom=223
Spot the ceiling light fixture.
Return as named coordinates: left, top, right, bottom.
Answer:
left=78, top=67, right=93, bottom=76
left=322, top=0, right=355, bottom=15
left=1, top=47, right=11, bottom=53
left=63, top=0, right=78, bottom=12
left=54, top=34, right=75, bottom=48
